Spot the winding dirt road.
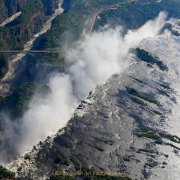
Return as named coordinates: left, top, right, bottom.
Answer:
left=87, top=1, right=127, bottom=34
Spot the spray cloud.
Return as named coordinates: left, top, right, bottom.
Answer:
left=0, top=11, right=170, bottom=164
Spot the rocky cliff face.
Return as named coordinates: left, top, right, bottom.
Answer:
left=0, top=0, right=64, bottom=96
left=6, top=29, right=180, bottom=180
left=41, top=0, right=59, bottom=16
left=0, top=0, right=60, bottom=51
left=0, top=0, right=59, bottom=23
left=0, top=0, right=25, bottom=23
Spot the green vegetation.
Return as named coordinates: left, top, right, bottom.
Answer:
left=137, top=132, right=160, bottom=140
left=0, top=165, right=15, bottom=179
left=150, top=155, right=156, bottom=158
left=164, top=154, right=169, bottom=158
left=155, top=139, right=163, bottom=144
left=0, top=0, right=43, bottom=50
left=140, top=127, right=152, bottom=132
left=162, top=162, right=167, bottom=165
left=66, top=142, right=73, bottom=148
left=145, top=163, right=154, bottom=168
left=0, top=0, right=61, bottom=83
left=24, top=155, right=30, bottom=160
left=136, top=159, right=140, bottom=163
left=100, top=167, right=105, bottom=170
left=53, top=163, right=58, bottom=171
left=134, top=48, right=168, bottom=71
left=137, top=128, right=166, bottom=145
left=39, top=0, right=87, bottom=50
left=147, top=64, right=153, bottom=67
left=94, top=0, right=180, bottom=35
left=159, top=133, right=180, bottom=143
left=126, top=86, right=161, bottom=106
left=153, top=110, right=162, bottom=115
left=104, top=140, right=114, bottom=145
left=96, top=147, right=104, bottom=151
left=56, top=156, right=70, bottom=166
left=137, top=128, right=165, bottom=144
left=33, top=0, right=180, bottom=80
left=162, top=166, right=165, bottom=168
left=104, top=140, right=114, bottom=143
left=133, top=78, right=144, bottom=84
left=129, top=76, right=146, bottom=84
left=0, top=81, right=51, bottom=119
left=163, top=23, right=172, bottom=30
left=162, top=23, right=180, bottom=36
left=123, top=157, right=130, bottom=162
left=159, top=83, right=171, bottom=89
left=157, top=89, right=170, bottom=97
left=138, top=149, right=155, bottom=154
left=0, top=53, right=8, bottom=79
left=131, top=97, right=145, bottom=105
left=40, top=0, right=180, bottom=52
left=166, top=143, right=180, bottom=150
left=70, top=157, right=80, bottom=171
left=81, top=165, right=89, bottom=173
left=148, top=159, right=153, bottom=163
left=136, top=151, right=141, bottom=153
left=170, top=29, right=180, bottom=36
left=39, top=0, right=127, bottom=50
left=9, top=0, right=180, bottom=86
left=0, top=0, right=59, bottom=51
left=3, top=0, right=179, bottom=97
left=18, top=53, right=66, bottom=84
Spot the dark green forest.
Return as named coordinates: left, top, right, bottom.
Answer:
left=0, top=165, right=15, bottom=179
left=0, top=0, right=59, bottom=78
left=93, top=0, right=180, bottom=33
left=0, top=81, right=51, bottom=119
left=33, top=0, right=180, bottom=77
left=0, top=53, right=8, bottom=78
left=0, top=0, right=58, bottom=51
left=9, top=0, right=180, bottom=117
left=134, top=48, right=168, bottom=71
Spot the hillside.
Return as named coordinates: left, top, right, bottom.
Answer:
left=0, top=0, right=59, bottom=51
left=38, top=0, right=180, bottom=51
left=0, top=0, right=60, bottom=81
left=0, top=81, right=51, bottom=120
left=18, top=0, right=180, bottom=86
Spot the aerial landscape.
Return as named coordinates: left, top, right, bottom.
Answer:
left=1, top=0, right=180, bottom=179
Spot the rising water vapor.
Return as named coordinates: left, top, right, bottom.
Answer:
left=0, top=11, right=170, bottom=164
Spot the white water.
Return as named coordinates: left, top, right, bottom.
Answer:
left=0, top=12, right=170, bottom=166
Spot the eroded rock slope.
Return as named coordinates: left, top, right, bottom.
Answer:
left=6, top=30, right=180, bottom=180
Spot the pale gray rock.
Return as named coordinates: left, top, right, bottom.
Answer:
left=6, top=31, right=180, bottom=180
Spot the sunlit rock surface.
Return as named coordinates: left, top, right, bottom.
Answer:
left=6, top=30, right=180, bottom=180
left=0, top=12, right=22, bottom=27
